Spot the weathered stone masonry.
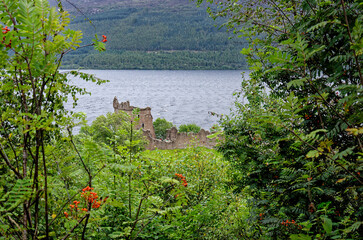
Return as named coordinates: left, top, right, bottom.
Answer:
left=143, top=127, right=218, bottom=150
left=113, top=97, right=219, bottom=150
left=113, top=97, right=156, bottom=138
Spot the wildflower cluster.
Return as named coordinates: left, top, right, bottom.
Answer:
left=175, top=173, right=188, bottom=187
left=102, top=35, right=107, bottom=43
left=1, top=26, right=11, bottom=48
left=63, top=186, right=107, bottom=219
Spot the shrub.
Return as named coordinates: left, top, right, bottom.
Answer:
left=179, top=123, right=201, bottom=134
left=0, top=0, right=106, bottom=238
left=197, top=0, right=363, bottom=238
left=153, top=118, right=174, bottom=140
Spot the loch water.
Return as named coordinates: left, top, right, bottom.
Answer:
left=65, top=70, right=248, bottom=130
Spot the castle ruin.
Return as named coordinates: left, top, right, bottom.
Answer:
left=113, top=97, right=155, bottom=138
left=113, top=97, right=219, bottom=150
left=143, top=127, right=218, bottom=150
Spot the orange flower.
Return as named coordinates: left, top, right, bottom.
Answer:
left=64, top=212, right=69, bottom=218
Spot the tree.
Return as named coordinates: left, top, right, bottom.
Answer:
left=0, top=0, right=106, bottom=238
left=153, top=118, right=174, bottom=140
left=196, top=0, right=362, bottom=238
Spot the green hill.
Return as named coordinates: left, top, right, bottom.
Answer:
left=58, top=0, right=247, bottom=70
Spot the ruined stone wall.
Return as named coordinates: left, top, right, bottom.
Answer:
left=113, top=97, right=220, bottom=150
left=113, top=97, right=155, bottom=138
left=143, top=127, right=219, bottom=150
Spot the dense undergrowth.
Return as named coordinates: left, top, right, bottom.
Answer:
left=197, top=0, right=363, bottom=239
left=48, top=128, right=247, bottom=239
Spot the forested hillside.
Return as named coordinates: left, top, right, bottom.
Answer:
left=58, top=0, right=247, bottom=69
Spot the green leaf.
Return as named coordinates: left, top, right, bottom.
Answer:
left=321, top=216, right=332, bottom=234
left=343, top=221, right=361, bottom=234
left=287, top=78, right=307, bottom=89
left=108, top=199, right=124, bottom=208
left=207, top=131, right=222, bottom=139
left=160, top=177, right=179, bottom=185
left=307, top=20, right=340, bottom=33
left=109, top=231, right=124, bottom=238
left=93, top=39, right=106, bottom=52
left=0, top=178, right=33, bottom=212
left=332, top=146, right=356, bottom=160
left=306, top=150, right=319, bottom=158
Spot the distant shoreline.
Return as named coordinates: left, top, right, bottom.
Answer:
left=59, top=68, right=248, bottom=71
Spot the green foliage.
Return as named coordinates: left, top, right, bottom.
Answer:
left=179, top=123, right=201, bottom=134
left=210, top=123, right=222, bottom=132
left=48, top=108, right=243, bottom=239
left=0, top=0, right=106, bottom=238
left=62, top=49, right=246, bottom=70
left=136, top=147, right=247, bottom=239
left=0, top=1, right=246, bottom=237
left=79, top=111, right=145, bottom=151
left=0, top=179, right=32, bottom=213
left=64, top=130, right=245, bottom=239
left=195, top=0, right=363, bottom=239
left=153, top=118, right=174, bottom=140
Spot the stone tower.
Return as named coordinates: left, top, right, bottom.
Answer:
left=113, top=97, right=156, bottom=138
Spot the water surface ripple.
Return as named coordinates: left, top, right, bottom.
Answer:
left=65, top=70, right=247, bottom=130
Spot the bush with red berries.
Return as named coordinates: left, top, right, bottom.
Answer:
left=63, top=186, right=108, bottom=220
